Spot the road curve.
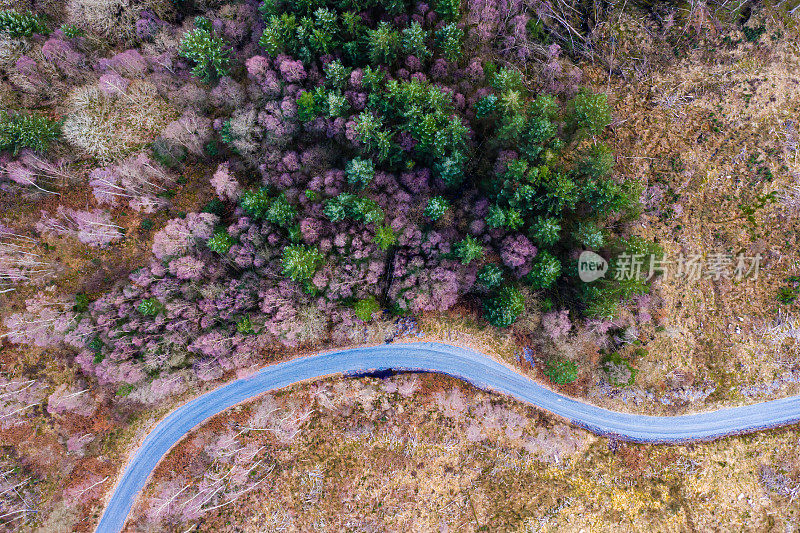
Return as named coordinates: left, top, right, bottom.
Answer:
left=96, top=342, right=800, bottom=532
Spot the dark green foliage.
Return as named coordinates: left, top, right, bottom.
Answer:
left=580, top=237, right=662, bottom=318
left=453, top=234, right=483, bottom=265
left=569, top=90, right=611, bottom=136
left=491, top=67, right=523, bottom=93
left=0, top=10, right=48, bottom=37
left=73, top=293, right=91, bottom=313
left=202, top=198, right=226, bottom=217
left=486, top=205, right=523, bottom=230
left=206, top=229, right=236, bottom=254
left=353, top=111, right=392, bottom=160
left=324, top=91, right=350, bottom=118
left=424, top=196, right=450, bottom=221
left=152, top=138, right=186, bottom=168
left=373, top=224, right=397, bottom=250
left=116, top=384, right=135, bottom=397
left=526, top=251, right=561, bottom=290
left=324, top=193, right=384, bottom=224
left=259, top=13, right=298, bottom=56
left=345, top=157, right=375, bottom=188
left=435, top=23, right=463, bottom=63
left=543, top=358, right=578, bottom=384
left=433, top=151, right=467, bottom=188
left=743, top=25, right=766, bottom=43
left=434, top=0, right=460, bottom=22
left=354, top=296, right=381, bottom=321
left=367, top=22, right=399, bottom=65
left=474, top=95, right=498, bottom=119
left=179, top=23, right=231, bottom=82
left=265, top=194, right=298, bottom=226
left=324, top=59, right=350, bottom=88
left=530, top=216, right=561, bottom=247
left=477, top=264, right=504, bottom=289
left=483, top=285, right=525, bottom=327
left=239, top=189, right=298, bottom=227
left=239, top=187, right=273, bottom=218
left=401, top=21, right=430, bottom=59
left=573, top=221, right=604, bottom=248
left=138, top=298, right=164, bottom=316
left=139, top=218, right=154, bottom=231
left=281, top=244, right=324, bottom=281
left=59, top=24, right=83, bottom=38
left=296, top=90, right=323, bottom=122
left=236, top=316, right=255, bottom=334
left=362, top=66, right=385, bottom=91
left=260, top=8, right=346, bottom=62
left=576, top=143, right=614, bottom=178
left=88, top=337, right=104, bottom=363
left=0, top=111, right=60, bottom=155
left=777, top=280, right=800, bottom=305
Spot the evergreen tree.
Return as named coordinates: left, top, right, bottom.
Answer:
left=483, top=285, right=525, bottom=327
left=179, top=19, right=231, bottom=82
left=282, top=244, right=324, bottom=282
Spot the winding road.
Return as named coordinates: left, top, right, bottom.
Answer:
left=95, top=342, right=800, bottom=532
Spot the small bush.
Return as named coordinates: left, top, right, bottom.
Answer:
left=374, top=224, right=397, bottom=250
left=0, top=112, right=60, bottom=155
left=354, top=296, right=381, bottom=321
left=236, top=316, right=255, bottom=334
left=424, top=196, right=450, bottom=221
left=59, top=24, right=83, bottom=38
left=543, top=358, right=578, bottom=384
left=0, top=10, right=48, bottom=37
left=206, top=229, right=236, bottom=254
left=73, top=293, right=91, bottom=313
left=601, top=352, right=637, bottom=387
left=138, top=298, right=163, bottom=316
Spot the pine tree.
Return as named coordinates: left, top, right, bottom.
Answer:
left=0, top=112, right=60, bottom=155
left=483, top=285, right=525, bottom=327
left=424, top=196, right=450, bottom=221
left=401, top=22, right=430, bottom=59
left=206, top=229, right=236, bottom=254
left=454, top=235, right=483, bottom=265
left=345, top=157, right=375, bottom=188
left=282, top=244, right=324, bottom=282
left=0, top=10, right=48, bottom=37
left=179, top=20, right=231, bottom=82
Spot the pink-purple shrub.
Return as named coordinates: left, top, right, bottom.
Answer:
left=210, top=162, right=241, bottom=201
left=47, top=384, right=97, bottom=417
left=542, top=309, right=572, bottom=340
left=159, top=110, right=213, bottom=157
left=89, top=152, right=175, bottom=213
left=152, top=213, right=218, bottom=260
left=500, top=234, right=538, bottom=277
left=36, top=207, right=123, bottom=248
